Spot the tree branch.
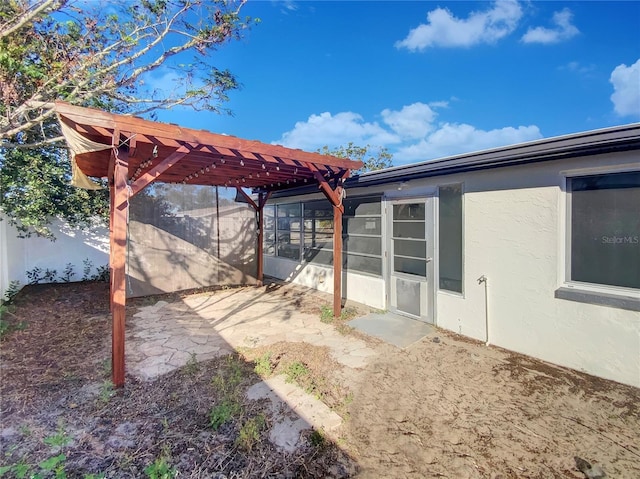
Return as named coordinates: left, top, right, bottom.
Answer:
left=0, top=0, right=62, bottom=39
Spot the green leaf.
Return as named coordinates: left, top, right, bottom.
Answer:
left=38, top=454, right=66, bottom=471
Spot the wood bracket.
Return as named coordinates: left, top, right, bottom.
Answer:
left=235, top=186, right=258, bottom=210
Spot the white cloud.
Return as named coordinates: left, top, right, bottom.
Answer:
left=274, top=112, right=399, bottom=151
left=277, top=1, right=298, bottom=14
left=381, top=103, right=437, bottom=139
left=275, top=104, right=542, bottom=165
left=395, top=0, right=522, bottom=51
left=610, top=59, right=640, bottom=117
left=560, top=61, right=595, bottom=75
left=394, top=123, right=542, bottom=163
left=521, top=8, right=579, bottom=44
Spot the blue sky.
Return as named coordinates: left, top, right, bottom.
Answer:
left=151, top=0, right=640, bottom=166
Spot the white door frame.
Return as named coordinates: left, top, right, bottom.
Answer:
left=385, top=196, right=435, bottom=323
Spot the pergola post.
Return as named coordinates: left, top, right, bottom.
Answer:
left=110, top=147, right=129, bottom=388
left=305, top=164, right=350, bottom=318
left=236, top=188, right=272, bottom=286
left=332, top=203, right=344, bottom=318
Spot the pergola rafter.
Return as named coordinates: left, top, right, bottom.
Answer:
left=54, top=102, right=362, bottom=387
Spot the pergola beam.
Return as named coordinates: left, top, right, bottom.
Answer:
left=124, top=145, right=191, bottom=203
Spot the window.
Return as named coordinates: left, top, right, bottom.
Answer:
left=263, top=196, right=383, bottom=277
left=438, top=184, right=463, bottom=293
left=263, top=205, right=276, bottom=255
left=303, top=200, right=334, bottom=265
left=568, top=171, right=640, bottom=290
left=276, top=203, right=301, bottom=260
left=343, top=196, right=383, bottom=276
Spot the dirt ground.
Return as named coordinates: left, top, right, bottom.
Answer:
left=1, top=281, right=639, bottom=478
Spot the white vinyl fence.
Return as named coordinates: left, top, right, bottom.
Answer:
left=0, top=214, right=109, bottom=300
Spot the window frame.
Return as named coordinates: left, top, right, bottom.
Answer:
left=342, top=195, right=384, bottom=278
left=558, top=167, right=640, bottom=311
left=437, top=183, right=465, bottom=296
left=275, top=202, right=302, bottom=261
left=263, top=204, right=276, bottom=256
left=263, top=196, right=384, bottom=277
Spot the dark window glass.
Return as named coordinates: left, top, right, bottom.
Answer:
left=439, top=184, right=463, bottom=293
left=343, top=236, right=382, bottom=256
left=344, top=197, right=381, bottom=216
left=342, top=196, right=383, bottom=276
left=570, top=172, right=640, bottom=289
left=276, top=204, right=301, bottom=260
left=345, top=217, right=382, bottom=235
left=343, top=254, right=383, bottom=276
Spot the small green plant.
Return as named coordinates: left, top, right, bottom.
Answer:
left=308, top=429, right=326, bottom=448
left=82, top=258, right=94, bottom=281
left=320, top=304, right=334, bottom=323
left=99, top=358, right=112, bottom=378
left=2, top=280, right=21, bottom=304
left=0, top=318, right=9, bottom=337
left=236, top=413, right=266, bottom=450
left=26, top=266, right=58, bottom=285
left=185, top=352, right=200, bottom=375
left=211, top=355, right=245, bottom=395
left=44, top=425, right=72, bottom=448
left=253, top=352, right=272, bottom=377
left=98, top=380, right=115, bottom=404
left=209, top=399, right=241, bottom=431
left=58, top=263, right=75, bottom=283
left=144, top=456, right=176, bottom=479
left=83, top=259, right=111, bottom=283
left=0, top=459, right=29, bottom=478
left=320, top=304, right=358, bottom=323
left=285, top=361, right=309, bottom=384
left=83, top=474, right=106, bottom=479
left=92, top=265, right=109, bottom=283
left=38, top=453, right=67, bottom=478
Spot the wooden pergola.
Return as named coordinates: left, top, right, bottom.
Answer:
left=54, top=102, right=362, bottom=387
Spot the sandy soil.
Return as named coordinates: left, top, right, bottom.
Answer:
left=344, top=334, right=639, bottom=478
left=1, top=281, right=639, bottom=478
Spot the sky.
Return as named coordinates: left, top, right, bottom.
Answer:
left=151, top=0, right=640, bottom=166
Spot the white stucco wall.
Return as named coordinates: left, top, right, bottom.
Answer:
left=0, top=215, right=109, bottom=299
left=264, top=150, right=640, bottom=387
left=264, top=255, right=385, bottom=310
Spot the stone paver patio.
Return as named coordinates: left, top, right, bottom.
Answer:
left=124, top=282, right=377, bottom=450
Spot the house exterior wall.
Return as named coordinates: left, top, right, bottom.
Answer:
left=264, top=150, right=640, bottom=387
left=0, top=215, right=109, bottom=299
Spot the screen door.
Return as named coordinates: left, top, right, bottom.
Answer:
left=388, top=198, right=434, bottom=322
